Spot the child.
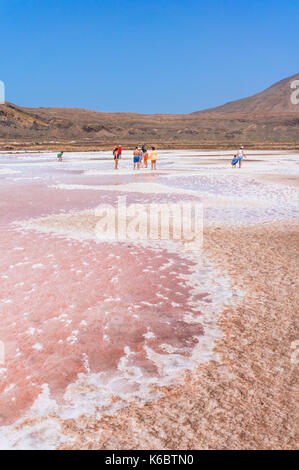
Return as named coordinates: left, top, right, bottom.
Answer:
left=231, top=155, right=238, bottom=168
left=57, top=151, right=64, bottom=162
left=143, top=149, right=149, bottom=168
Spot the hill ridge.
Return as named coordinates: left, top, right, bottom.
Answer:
left=194, top=73, right=299, bottom=114
left=0, top=73, right=298, bottom=148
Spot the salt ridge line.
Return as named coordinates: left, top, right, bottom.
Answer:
left=47, top=174, right=299, bottom=224
left=50, top=182, right=199, bottom=195
left=0, top=168, right=19, bottom=174
left=14, top=194, right=298, bottom=238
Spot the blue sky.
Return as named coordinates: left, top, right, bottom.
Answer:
left=1, top=0, right=298, bottom=113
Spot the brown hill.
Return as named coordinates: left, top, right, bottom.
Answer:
left=0, top=74, right=298, bottom=150
left=194, top=73, right=299, bottom=114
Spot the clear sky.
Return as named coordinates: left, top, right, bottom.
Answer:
left=1, top=0, right=298, bottom=113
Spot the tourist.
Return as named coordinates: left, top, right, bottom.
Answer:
left=113, top=146, right=119, bottom=169
left=139, top=147, right=144, bottom=167
left=237, top=146, right=246, bottom=168
left=150, top=146, right=157, bottom=170
left=133, top=147, right=140, bottom=169
left=231, top=154, right=239, bottom=168
left=117, top=144, right=122, bottom=159
left=143, top=149, right=149, bottom=168
left=57, top=151, right=64, bottom=162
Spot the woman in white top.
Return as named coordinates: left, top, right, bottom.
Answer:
left=237, top=146, right=246, bottom=168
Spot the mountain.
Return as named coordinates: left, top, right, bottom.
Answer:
left=0, top=74, right=298, bottom=150
left=194, top=73, right=299, bottom=114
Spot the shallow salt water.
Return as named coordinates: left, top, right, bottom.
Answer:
left=0, top=149, right=298, bottom=449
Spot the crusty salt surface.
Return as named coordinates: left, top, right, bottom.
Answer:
left=0, top=149, right=298, bottom=449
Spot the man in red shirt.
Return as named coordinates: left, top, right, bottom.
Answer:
left=117, top=145, right=122, bottom=159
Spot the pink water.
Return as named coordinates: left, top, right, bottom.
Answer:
left=0, top=152, right=224, bottom=433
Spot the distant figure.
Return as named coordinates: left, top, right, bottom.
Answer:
left=231, top=154, right=238, bottom=168
left=113, top=146, right=119, bottom=169
left=237, top=146, right=246, bottom=168
left=57, top=151, right=64, bottom=162
left=133, top=147, right=140, bottom=170
left=139, top=147, right=144, bottom=167
left=150, top=146, right=157, bottom=170
left=143, top=149, right=149, bottom=168
left=117, top=144, right=122, bottom=159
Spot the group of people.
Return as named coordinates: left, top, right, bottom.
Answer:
left=132, top=145, right=157, bottom=170
left=57, top=145, right=245, bottom=169
left=112, top=144, right=158, bottom=170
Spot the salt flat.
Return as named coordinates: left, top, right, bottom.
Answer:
left=0, top=150, right=298, bottom=449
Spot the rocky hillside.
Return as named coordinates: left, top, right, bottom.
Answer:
left=0, top=74, right=298, bottom=149
left=194, top=73, right=299, bottom=114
